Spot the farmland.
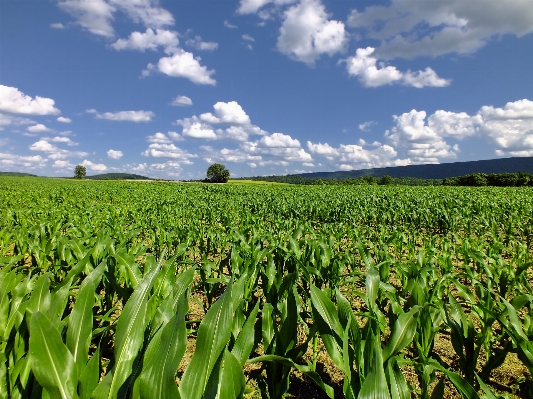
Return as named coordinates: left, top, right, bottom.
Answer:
left=1, top=177, right=532, bottom=399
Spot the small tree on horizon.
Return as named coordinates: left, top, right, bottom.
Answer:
left=74, top=165, right=86, bottom=179
left=206, top=163, right=230, bottom=183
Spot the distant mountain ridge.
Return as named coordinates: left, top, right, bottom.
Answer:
left=0, top=172, right=38, bottom=177
left=85, top=173, right=152, bottom=180
left=298, top=156, right=533, bottom=180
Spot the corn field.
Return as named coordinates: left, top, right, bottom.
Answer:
left=1, top=177, right=532, bottom=399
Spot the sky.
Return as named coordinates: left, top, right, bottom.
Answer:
left=1, top=0, right=532, bottom=179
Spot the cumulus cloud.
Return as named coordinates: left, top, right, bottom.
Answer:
left=178, top=117, right=217, bottom=140
left=237, top=0, right=297, bottom=15
left=0, top=153, right=48, bottom=169
left=171, top=95, right=193, bottom=107
left=308, top=140, right=400, bottom=169
left=176, top=101, right=267, bottom=142
left=359, top=121, right=377, bottom=131
left=47, top=136, right=78, bottom=146
left=344, top=47, right=450, bottom=88
left=28, top=124, right=51, bottom=133
left=142, top=142, right=197, bottom=162
left=58, top=0, right=174, bottom=37
left=478, top=99, right=533, bottom=156
left=277, top=0, right=347, bottom=64
left=385, top=99, right=533, bottom=159
left=29, top=139, right=87, bottom=160
left=87, top=109, right=154, bottom=122
left=51, top=22, right=65, bottom=29
left=185, top=36, right=218, bottom=51
left=386, top=110, right=458, bottom=163
left=0, top=85, right=60, bottom=115
left=0, top=114, right=35, bottom=130
left=201, top=146, right=262, bottom=164
left=82, top=159, right=107, bottom=171
left=224, top=20, right=238, bottom=29
left=200, top=101, right=252, bottom=125
left=242, top=34, right=255, bottom=42
left=242, top=133, right=313, bottom=162
left=111, top=28, right=179, bottom=53
left=58, top=0, right=116, bottom=37
left=57, top=116, right=72, bottom=123
left=347, top=0, right=533, bottom=59
left=144, top=49, right=216, bottom=85
left=107, top=149, right=123, bottom=159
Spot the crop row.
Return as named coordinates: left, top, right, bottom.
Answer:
left=0, top=177, right=532, bottom=398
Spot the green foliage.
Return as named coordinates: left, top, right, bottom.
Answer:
left=443, top=171, right=533, bottom=186
left=74, top=165, right=86, bottom=179
left=206, top=163, right=230, bottom=183
left=1, top=178, right=532, bottom=398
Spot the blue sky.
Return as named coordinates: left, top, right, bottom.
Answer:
left=1, top=0, right=532, bottom=179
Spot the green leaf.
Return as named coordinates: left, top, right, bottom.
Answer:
left=217, top=351, right=245, bottom=399
left=92, top=264, right=161, bottom=399
left=385, top=358, right=410, bottom=399
left=232, top=301, right=260, bottom=367
left=138, top=301, right=187, bottom=399
left=67, top=280, right=96, bottom=367
left=29, top=312, right=79, bottom=399
left=358, top=330, right=390, bottom=399
left=179, top=284, right=234, bottom=399
left=79, top=349, right=100, bottom=399
left=383, top=306, right=420, bottom=362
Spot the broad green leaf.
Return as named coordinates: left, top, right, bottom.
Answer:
left=29, top=312, right=79, bottom=399
left=79, top=349, right=100, bottom=399
left=179, top=284, right=234, bottom=399
left=383, top=306, right=420, bottom=362
left=67, top=280, right=96, bottom=366
left=231, top=301, right=260, bottom=366
left=92, top=264, right=161, bottom=399
left=138, top=303, right=187, bottom=399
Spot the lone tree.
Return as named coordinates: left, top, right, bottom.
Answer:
left=74, top=165, right=86, bottom=179
left=206, top=163, right=230, bottom=183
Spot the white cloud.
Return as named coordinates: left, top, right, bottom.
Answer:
left=237, top=0, right=297, bottom=15
left=200, top=101, right=251, bottom=125
left=178, top=117, right=217, bottom=140
left=242, top=34, right=255, bottom=42
left=147, top=132, right=171, bottom=143
left=201, top=146, right=262, bottom=164
left=359, top=121, right=377, bottom=131
left=0, top=114, right=35, bottom=130
left=109, top=0, right=174, bottom=29
left=168, top=131, right=184, bottom=141
left=224, top=20, right=238, bottom=29
left=347, top=0, right=533, bottom=60
left=142, top=142, right=197, bottom=161
left=28, top=124, right=51, bottom=133
left=307, top=140, right=400, bottom=169
left=171, top=95, right=193, bottom=107
left=277, top=0, right=347, bottom=64
left=58, top=0, right=174, bottom=37
left=58, top=0, right=116, bottom=37
left=53, top=160, right=71, bottom=168
left=111, top=28, right=179, bottom=53
left=51, top=22, right=65, bottom=29
left=344, top=47, right=450, bottom=88
left=242, top=133, right=313, bottom=162
left=478, top=99, right=533, bottom=156
left=47, top=136, right=78, bottom=146
left=386, top=110, right=458, bottom=163
left=185, top=36, right=218, bottom=51
left=82, top=159, right=107, bottom=171
left=384, top=99, right=533, bottom=160
left=87, top=109, right=154, bottom=122
left=145, top=49, right=216, bottom=85
left=107, top=149, right=123, bottom=159
left=0, top=85, right=60, bottom=115
left=0, top=153, right=47, bottom=169
left=57, top=116, right=72, bottom=123
left=29, top=139, right=87, bottom=160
